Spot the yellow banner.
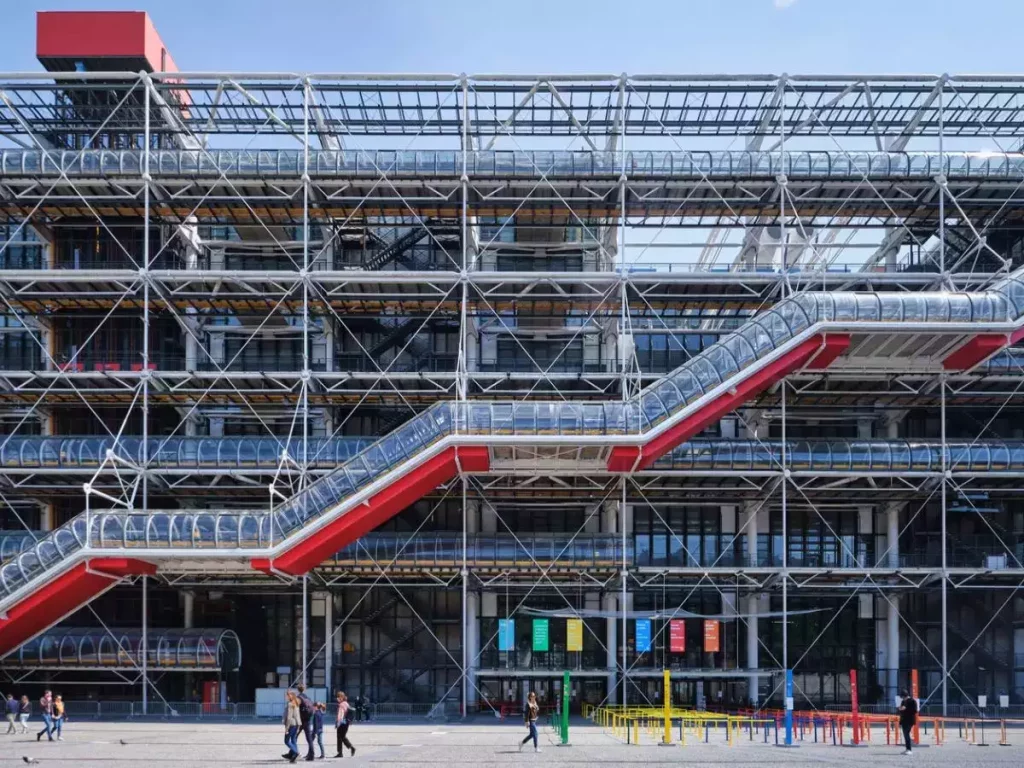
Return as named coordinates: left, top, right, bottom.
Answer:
left=566, top=618, right=583, bottom=651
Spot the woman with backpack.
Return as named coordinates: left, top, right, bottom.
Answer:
left=334, top=691, right=355, bottom=758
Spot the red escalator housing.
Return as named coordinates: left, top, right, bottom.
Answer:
left=0, top=557, right=156, bottom=658
left=253, top=445, right=490, bottom=577
left=607, top=333, right=850, bottom=472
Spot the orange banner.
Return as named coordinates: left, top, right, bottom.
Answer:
left=703, top=620, right=720, bottom=653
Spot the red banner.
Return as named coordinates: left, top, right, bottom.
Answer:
left=911, top=669, right=920, bottom=744
left=850, top=669, right=860, bottom=745
left=703, top=620, right=720, bottom=653
left=669, top=620, right=686, bottom=652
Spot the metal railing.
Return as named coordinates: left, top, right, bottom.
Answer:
left=45, top=699, right=457, bottom=721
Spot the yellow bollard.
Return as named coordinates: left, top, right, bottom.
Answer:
left=633, top=718, right=639, bottom=745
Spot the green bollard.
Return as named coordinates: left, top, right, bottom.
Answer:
left=559, top=670, right=571, bottom=747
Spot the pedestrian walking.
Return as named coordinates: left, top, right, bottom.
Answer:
left=353, top=694, right=363, bottom=722
left=898, top=689, right=918, bottom=755
left=518, top=691, right=541, bottom=753
left=282, top=690, right=301, bottom=763
left=334, top=691, right=355, bottom=758
left=312, top=703, right=327, bottom=759
left=17, top=696, right=30, bottom=734
left=361, top=693, right=371, bottom=722
left=52, top=695, right=65, bottom=741
left=4, top=694, right=17, bottom=734
left=296, top=684, right=316, bottom=762
left=5, top=694, right=17, bottom=734
left=36, top=690, right=54, bottom=742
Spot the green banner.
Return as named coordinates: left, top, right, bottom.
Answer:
left=532, top=618, right=549, bottom=652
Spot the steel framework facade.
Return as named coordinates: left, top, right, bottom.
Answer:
left=1, top=67, right=1024, bottom=714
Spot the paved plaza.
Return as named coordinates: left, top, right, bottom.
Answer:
left=2, top=720, right=1024, bottom=767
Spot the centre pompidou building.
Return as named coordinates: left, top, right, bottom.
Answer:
left=0, top=11, right=1022, bottom=716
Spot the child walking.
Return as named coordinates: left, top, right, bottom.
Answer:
left=313, top=702, right=326, bottom=759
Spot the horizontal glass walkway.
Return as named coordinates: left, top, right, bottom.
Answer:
left=3, top=148, right=1024, bottom=180
left=3, top=436, right=1023, bottom=473
left=2, top=267, right=1024, bottom=624
left=0, top=437, right=371, bottom=469
left=8, top=627, right=241, bottom=670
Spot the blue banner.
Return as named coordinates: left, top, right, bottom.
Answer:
left=498, top=619, right=515, bottom=651
left=784, top=669, right=794, bottom=746
left=636, top=619, right=652, bottom=653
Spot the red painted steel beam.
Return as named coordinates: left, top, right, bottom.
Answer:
left=253, top=445, right=490, bottom=577
left=0, top=558, right=155, bottom=658
left=942, top=328, right=1024, bottom=371
left=607, top=333, right=850, bottom=472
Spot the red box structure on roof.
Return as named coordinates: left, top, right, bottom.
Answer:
left=36, top=11, right=179, bottom=72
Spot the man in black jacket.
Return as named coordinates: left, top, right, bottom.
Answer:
left=898, top=689, right=918, bottom=755
left=296, top=684, right=316, bottom=762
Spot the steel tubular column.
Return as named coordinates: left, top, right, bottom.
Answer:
left=941, top=374, right=948, bottom=715
left=142, top=74, right=150, bottom=517
left=782, top=378, right=791, bottom=744
left=302, top=79, right=311, bottom=489
left=939, top=75, right=948, bottom=717
left=141, top=75, right=151, bottom=714
left=462, top=478, right=468, bottom=716
left=618, top=75, right=629, bottom=710
left=302, top=574, right=308, bottom=687
left=460, top=75, right=470, bottom=715
left=621, top=478, right=627, bottom=708
left=459, top=74, right=469, bottom=403
left=141, top=574, right=148, bottom=710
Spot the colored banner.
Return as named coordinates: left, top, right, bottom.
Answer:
left=669, top=619, right=686, bottom=653
left=850, top=668, right=860, bottom=745
left=532, top=618, right=549, bottom=652
left=784, top=669, right=794, bottom=746
left=635, top=619, right=652, bottom=653
left=703, top=619, right=720, bottom=653
left=498, top=618, right=515, bottom=651
left=566, top=618, right=583, bottom=652
left=911, top=668, right=920, bottom=744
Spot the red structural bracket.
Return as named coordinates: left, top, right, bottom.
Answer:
left=0, top=557, right=155, bottom=658
left=942, top=327, right=1024, bottom=371
left=804, top=333, right=851, bottom=370
left=607, top=333, right=850, bottom=472
left=253, top=445, right=489, bottom=577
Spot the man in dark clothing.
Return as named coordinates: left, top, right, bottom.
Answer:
left=5, top=694, right=18, bottom=734
left=898, top=689, right=918, bottom=755
left=295, top=684, right=316, bottom=762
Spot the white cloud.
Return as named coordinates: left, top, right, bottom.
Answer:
left=774, top=0, right=799, bottom=8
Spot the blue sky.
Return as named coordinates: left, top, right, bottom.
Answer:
left=2, top=0, right=1022, bottom=74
